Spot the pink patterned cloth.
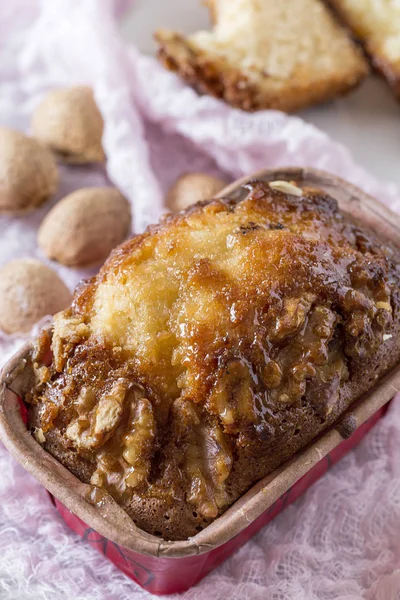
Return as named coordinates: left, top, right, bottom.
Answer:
left=1, top=1, right=400, bottom=598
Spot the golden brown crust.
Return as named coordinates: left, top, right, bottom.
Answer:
left=373, top=56, right=400, bottom=98
left=155, top=23, right=368, bottom=113
left=327, top=0, right=400, bottom=100
left=204, top=0, right=217, bottom=24
left=28, top=180, right=400, bottom=540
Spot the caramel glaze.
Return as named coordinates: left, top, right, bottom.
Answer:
left=28, top=181, right=400, bottom=540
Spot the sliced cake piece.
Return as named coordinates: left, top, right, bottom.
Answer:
left=155, top=0, right=369, bottom=112
left=329, top=0, right=400, bottom=99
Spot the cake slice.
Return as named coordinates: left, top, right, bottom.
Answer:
left=155, top=0, right=369, bottom=112
left=329, top=0, right=400, bottom=99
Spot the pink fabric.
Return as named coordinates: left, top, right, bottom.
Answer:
left=1, top=1, right=400, bottom=598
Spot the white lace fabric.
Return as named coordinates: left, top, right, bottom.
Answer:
left=1, top=1, right=400, bottom=598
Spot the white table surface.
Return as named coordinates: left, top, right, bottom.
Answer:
left=120, top=0, right=400, bottom=188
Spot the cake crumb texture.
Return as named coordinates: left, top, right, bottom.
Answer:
left=156, top=0, right=368, bottom=112
left=329, top=0, right=400, bottom=98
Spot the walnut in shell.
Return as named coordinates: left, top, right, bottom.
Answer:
left=0, top=127, right=59, bottom=215
left=38, top=187, right=131, bottom=267
left=166, top=172, right=228, bottom=212
left=31, top=86, right=105, bottom=164
left=0, top=259, right=72, bottom=334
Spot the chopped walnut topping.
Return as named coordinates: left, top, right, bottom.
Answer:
left=270, top=305, right=339, bottom=410
left=340, top=288, right=375, bottom=314
left=52, top=311, right=90, bottom=372
left=33, top=427, right=46, bottom=444
left=269, top=181, right=303, bottom=197
left=32, top=329, right=52, bottom=364
left=88, top=391, right=156, bottom=495
left=271, top=294, right=315, bottom=341
left=174, top=400, right=232, bottom=519
left=34, top=364, right=51, bottom=386
left=122, top=397, right=155, bottom=489
left=94, top=397, right=122, bottom=436
left=262, top=360, right=282, bottom=389
left=39, top=399, right=59, bottom=432
left=211, top=360, right=259, bottom=426
left=376, top=301, right=392, bottom=312
left=75, top=387, right=97, bottom=414
left=309, top=350, right=349, bottom=417
left=66, top=379, right=127, bottom=450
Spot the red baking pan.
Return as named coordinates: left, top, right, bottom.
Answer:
left=1, top=167, right=400, bottom=595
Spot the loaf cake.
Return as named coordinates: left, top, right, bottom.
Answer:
left=27, top=179, right=400, bottom=540
left=155, top=0, right=369, bottom=112
left=328, top=0, right=400, bottom=99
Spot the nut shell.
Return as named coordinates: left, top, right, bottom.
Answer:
left=0, top=259, right=72, bottom=334
left=166, top=173, right=228, bottom=212
left=31, top=86, right=105, bottom=164
left=0, top=127, right=59, bottom=215
left=38, top=187, right=131, bottom=267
